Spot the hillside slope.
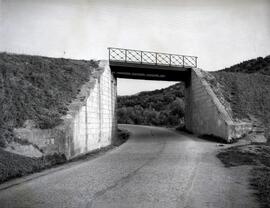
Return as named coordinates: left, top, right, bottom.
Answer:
left=0, top=53, right=98, bottom=147
left=220, top=55, right=270, bottom=76
left=212, top=55, right=270, bottom=133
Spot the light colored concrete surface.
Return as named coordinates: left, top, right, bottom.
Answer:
left=4, top=142, right=43, bottom=158
left=0, top=125, right=258, bottom=208
left=66, top=60, right=117, bottom=158
left=185, top=68, right=252, bottom=142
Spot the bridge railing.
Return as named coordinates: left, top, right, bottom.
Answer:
left=108, top=47, right=197, bottom=68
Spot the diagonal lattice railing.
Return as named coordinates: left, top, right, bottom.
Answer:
left=108, top=47, right=197, bottom=68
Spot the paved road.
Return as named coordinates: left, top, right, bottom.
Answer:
left=0, top=125, right=257, bottom=208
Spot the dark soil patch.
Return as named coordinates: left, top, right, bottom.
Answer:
left=175, top=125, right=193, bottom=134
left=217, top=144, right=270, bottom=207
left=114, top=129, right=130, bottom=146
left=199, top=134, right=228, bottom=144
left=0, top=53, right=98, bottom=147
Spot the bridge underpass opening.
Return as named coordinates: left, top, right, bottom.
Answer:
left=117, top=77, right=185, bottom=128
left=109, top=47, right=240, bottom=142
left=109, top=47, right=196, bottom=131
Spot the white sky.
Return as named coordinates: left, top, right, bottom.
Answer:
left=1, top=0, right=270, bottom=95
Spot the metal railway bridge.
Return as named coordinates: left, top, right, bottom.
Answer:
left=108, top=47, right=197, bottom=82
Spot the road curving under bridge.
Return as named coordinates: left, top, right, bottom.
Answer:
left=0, top=125, right=258, bottom=208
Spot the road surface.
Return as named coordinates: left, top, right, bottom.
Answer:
left=0, top=125, right=257, bottom=208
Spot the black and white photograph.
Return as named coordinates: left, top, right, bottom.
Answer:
left=0, top=0, right=270, bottom=207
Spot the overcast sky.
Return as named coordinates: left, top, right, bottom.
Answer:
left=1, top=0, right=270, bottom=95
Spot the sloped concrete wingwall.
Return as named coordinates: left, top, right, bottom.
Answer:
left=65, top=61, right=117, bottom=158
left=185, top=68, right=252, bottom=142
left=15, top=61, right=117, bottom=159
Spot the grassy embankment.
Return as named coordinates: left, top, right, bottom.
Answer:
left=0, top=53, right=97, bottom=147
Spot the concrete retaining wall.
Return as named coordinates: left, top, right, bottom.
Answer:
left=185, top=68, right=252, bottom=142
left=14, top=61, right=117, bottom=159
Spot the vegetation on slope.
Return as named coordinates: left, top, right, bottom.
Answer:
left=220, top=55, right=270, bottom=76
left=0, top=53, right=98, bottom=147
left=117, top=83, right=185, bottom=127
left=212, top=55, right=270, bottom=131
left=212, top=72, right=270, bottom=125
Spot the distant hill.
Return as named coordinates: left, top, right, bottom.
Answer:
left=117, top=83, right=185, bottom=126
left=219, top=55, right=270, bottom=76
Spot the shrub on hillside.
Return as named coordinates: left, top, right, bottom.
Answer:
left=221, top=55, right=270, bottom=76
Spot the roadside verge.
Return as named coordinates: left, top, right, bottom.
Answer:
left=0, top=129, right=130, bottom=187
left=217, top=140, right=270, bottom=208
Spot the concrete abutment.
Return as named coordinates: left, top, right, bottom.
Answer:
left=185, top=68, right=252, bottom=142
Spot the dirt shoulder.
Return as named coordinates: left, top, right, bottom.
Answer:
left=217, top=141, right=270, bottom=208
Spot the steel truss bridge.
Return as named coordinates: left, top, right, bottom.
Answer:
left=108, top=47, right=197, bottom=82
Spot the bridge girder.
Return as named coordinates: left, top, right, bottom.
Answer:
left=110, top=61, right=191, bottom=82
left=108, top=47, right=195, bottom=83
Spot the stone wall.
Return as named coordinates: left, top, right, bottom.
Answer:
left=185, top=68, right=252, bottom=142
left=14, top=61, right=117, bottom=159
